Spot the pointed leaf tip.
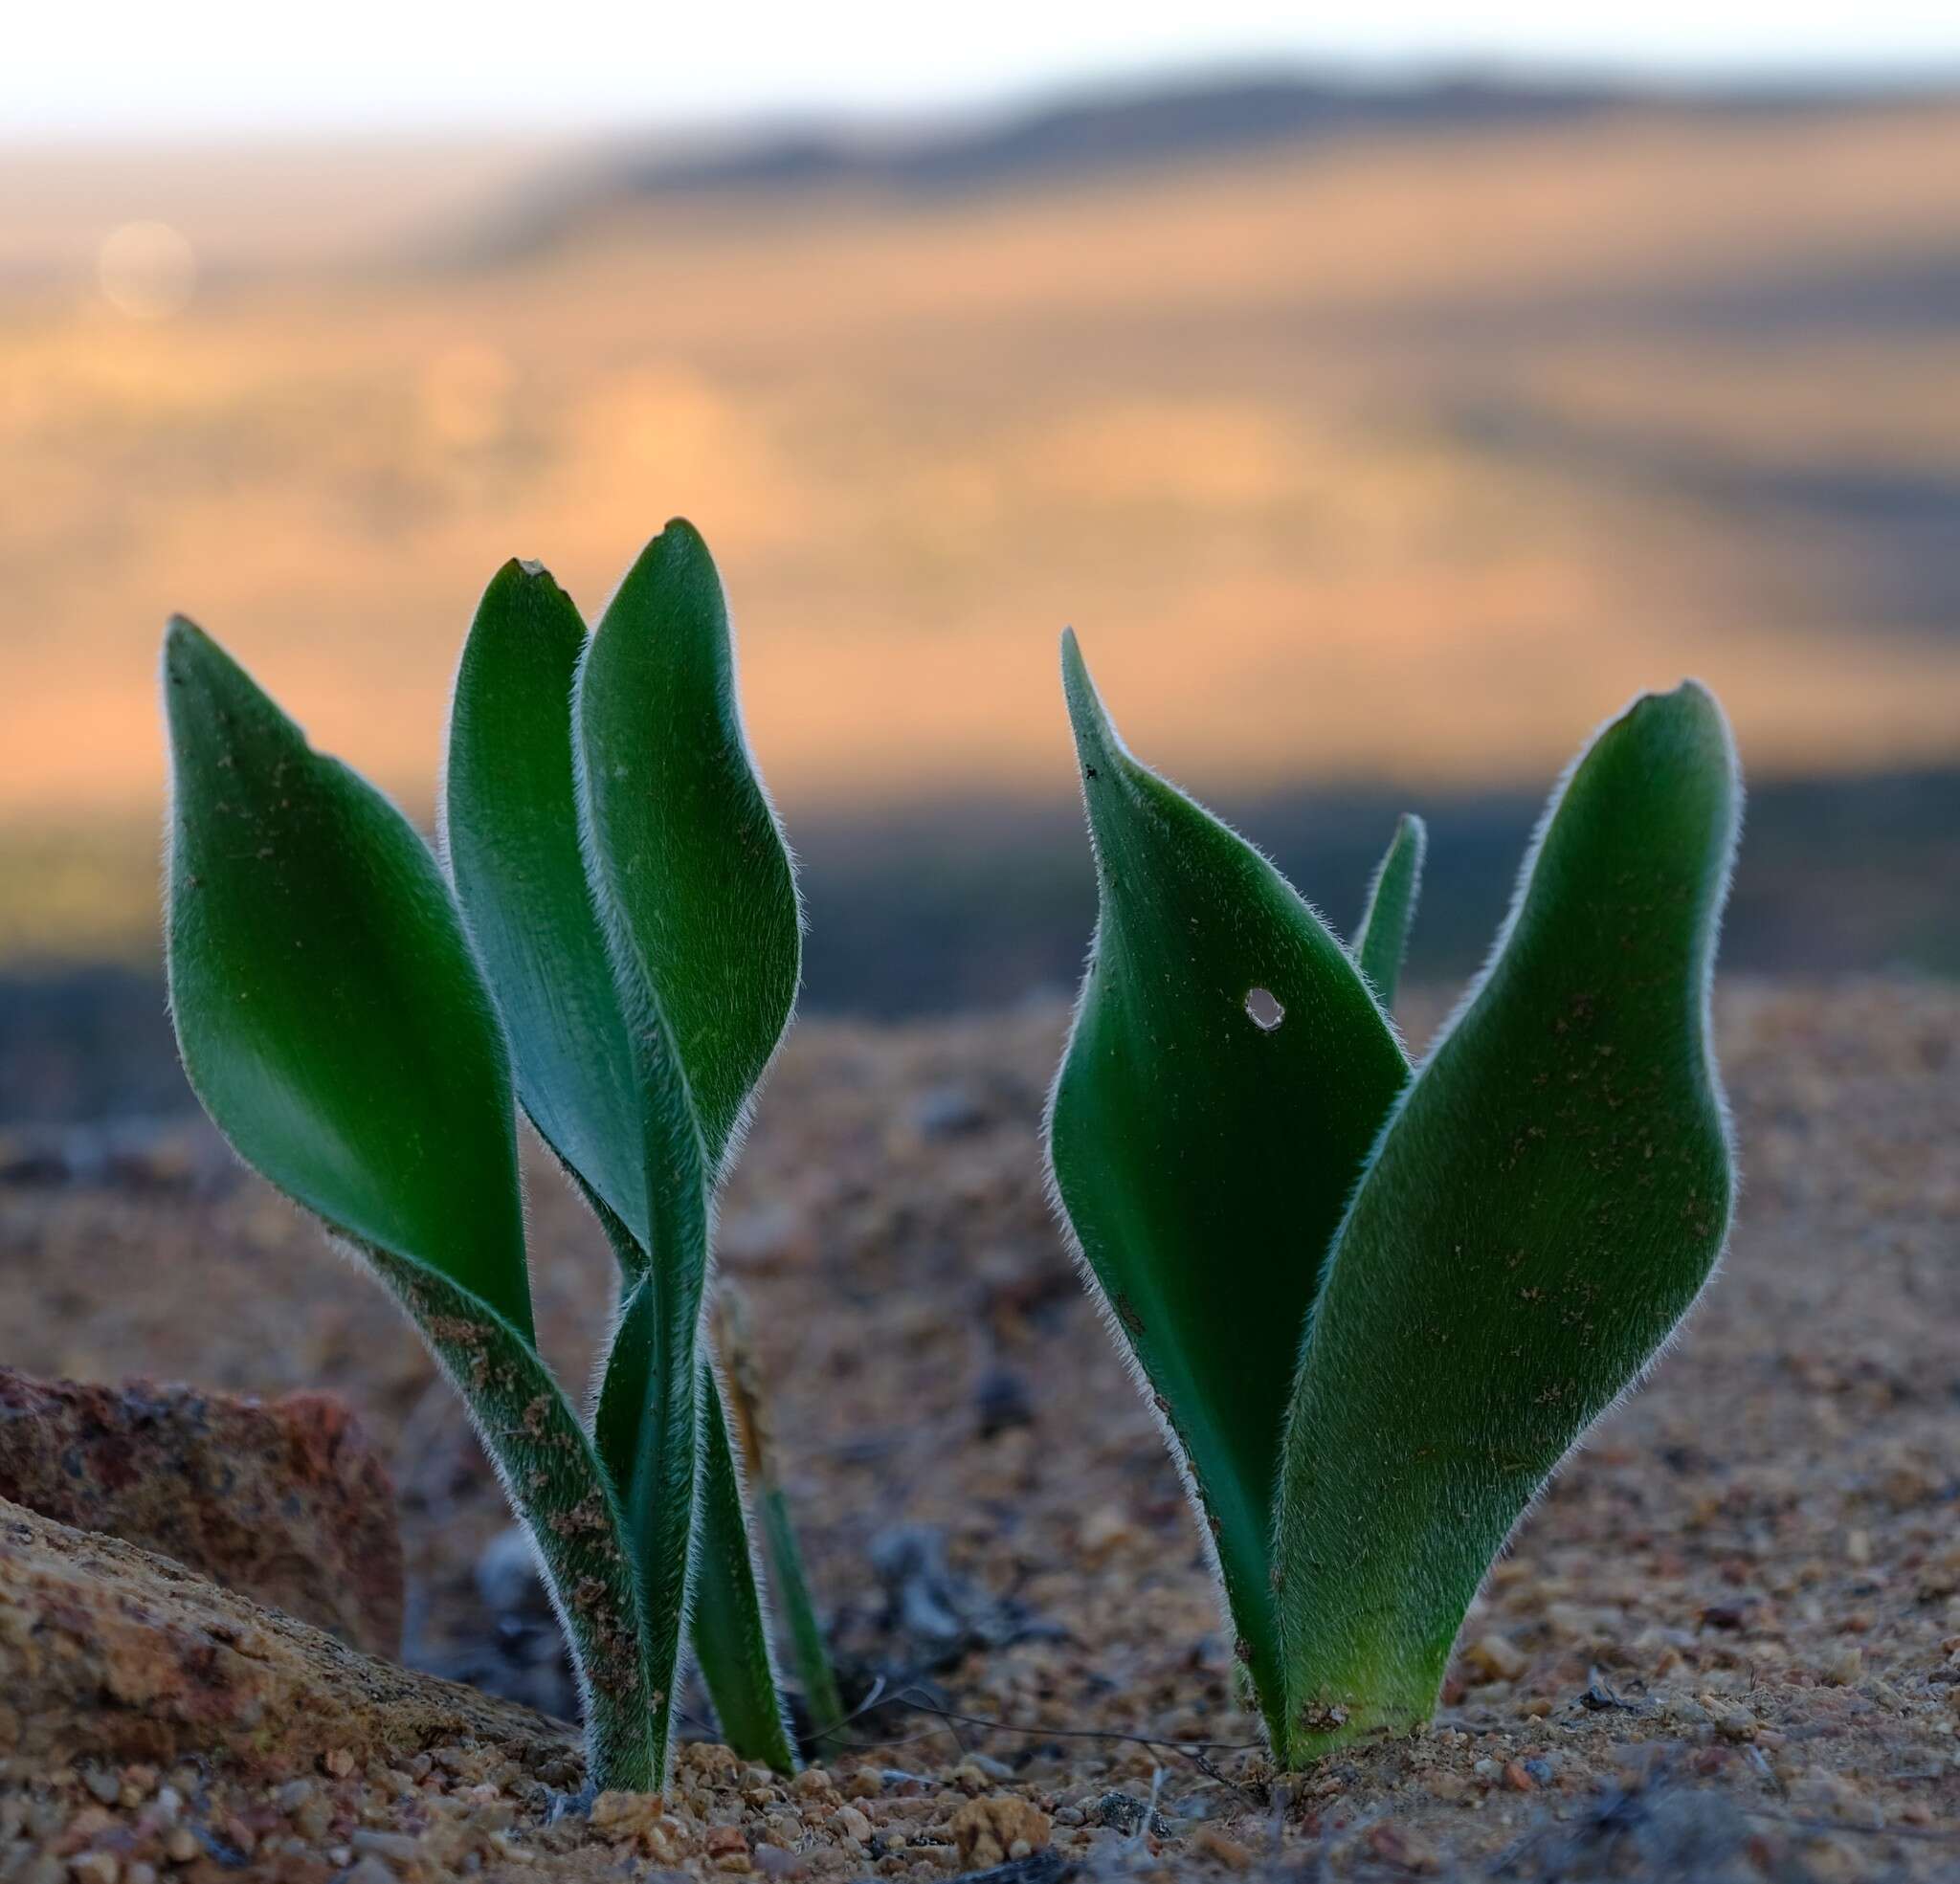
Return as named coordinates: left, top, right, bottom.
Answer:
left=162, top=614, right=243, bottom=701
left=1058, top=629, right=1121, bottom=778
left=1353, top=812, right=1427, bottom=1008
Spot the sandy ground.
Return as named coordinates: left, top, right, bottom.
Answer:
left=3, top=978, right=1958, bottom=1879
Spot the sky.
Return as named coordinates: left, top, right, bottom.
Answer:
left=9, top=0, right=1959, bottom=141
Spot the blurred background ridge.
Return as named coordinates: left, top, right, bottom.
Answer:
left=3, top=43, right=1958, bottom=1119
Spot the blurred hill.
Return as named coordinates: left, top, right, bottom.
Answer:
left=501, top=71, right=1949, bottom=233
left=2, top=71, right=1958, bottom=1006
left=498, top=73, right=1642, bottom=237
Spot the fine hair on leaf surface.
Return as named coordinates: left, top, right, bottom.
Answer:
left=162, top=521, right=827, bottom=1788
left=444, top=543, right=800, bottom=1771
left=1351, top=811, right=1426, bottom=1008
left=164, top=616, right=658, bottom=1786
left=1044, top=629, right=1409, bottom=1748
left=1044, top=633, right=1741, bottom=1766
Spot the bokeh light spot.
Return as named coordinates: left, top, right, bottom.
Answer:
left=97, top=221, right=198, bottom=320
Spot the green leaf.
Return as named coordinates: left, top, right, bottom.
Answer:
left=368, top=1250, right=660, bottom=1791
left=446, top=560, right=647, bottom=1242
left=1274, top=684, right=1740, bottom=1761
left=590, top=1255, right=797, bottom=1775
left=544, top=1039, right=799, bottom=1774
left=164, top=617, right=530, bottom=1340
left=1044, top=631, right=1411, bottom=1745
left=575, top=522, right=807, bottom=1769
left=446, top=545, right=797, bottom=1769
left=575, top=519, right=800, bottom=1175
left=164, top=619, right=658, bottom=1788
left=716, top=1288, right=847, bottom=1746
left=755, top=1481, right=847, bottom=1746
left=691, top=1369, right=800, bottom=1772
left=593, top=1260, right=702, bottom=1778
left=1351, top=813, right=1425, bottom=1008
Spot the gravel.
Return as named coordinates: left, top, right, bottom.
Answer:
left=3, top=978, right=1957, bottom=1879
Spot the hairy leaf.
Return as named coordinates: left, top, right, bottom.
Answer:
left=691, top=1369, right=800, bottom=1771
left=576, top=519, right=800, bottom=1174
left=446, top=550, right=796, bottom=1767
left=165, top=618, right=530, bottom=1339
left=588, top=1129, right=800, bottom=1773
left=1275, top=684, right=1739, bottom=1761
left=755, top=1478, right=846, bottom=1745
left=1351, top=813, right=1425, bottom=1008
left=590, top=1289, right=795, bottom=1771
left=575, top=522, right=803, bottom=1772
left=592, top=1257, right=702, bottom=1777
left=446, top=560, right=646, bottom=1240
left=717, top=1289, right=848, bottom=1744
left=368, top=1250, right=660, bottom=1790
left=1045, top=631, right=1411, bottom=1742
left=164, top=621, right=657, bottom=1786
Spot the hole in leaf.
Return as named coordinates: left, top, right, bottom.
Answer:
left=1244, top=986, right=1285, bottom=1031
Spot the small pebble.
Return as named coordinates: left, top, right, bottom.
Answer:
left=1464, top=1634, right=1528, bottom=1683
left=1192, top=1827, right=1253, bottom=1870
left=974, top=1367, right=1035, bottom=1438
left=349, top=1829, right=421, bottom=1862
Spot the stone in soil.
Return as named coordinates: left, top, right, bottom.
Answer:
left=0, top=1366, right=402, bottom=1656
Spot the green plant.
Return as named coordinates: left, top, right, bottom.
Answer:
left=163, top=521, right=837, bottom=1791
left=713, top=1285, right=850, bottom=1746
left=1045, top=632, right=1740, bottom=1767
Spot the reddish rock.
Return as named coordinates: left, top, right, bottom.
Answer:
left=0, top=1494, right=574, bottom=1775
left=0, top=1368, right=402, bottom=1656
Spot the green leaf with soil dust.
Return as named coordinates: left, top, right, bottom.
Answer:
left=1274, top=683, right=1740, bottom=1762
left=164, top=618, right=659, bottom=1787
